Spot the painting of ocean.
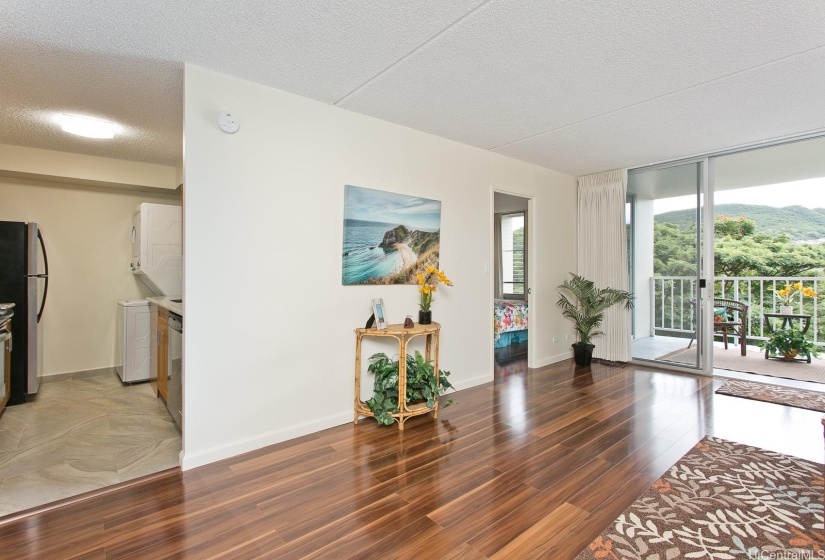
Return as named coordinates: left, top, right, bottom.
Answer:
left=342, top=185, right=441, bottom=285
left=342, top=220, right=406, bottom=284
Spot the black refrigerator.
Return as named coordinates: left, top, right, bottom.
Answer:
left=0, top=221, right=49, bottom=405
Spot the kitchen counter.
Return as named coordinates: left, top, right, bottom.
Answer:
left=147, top=296, right=183, bottom=316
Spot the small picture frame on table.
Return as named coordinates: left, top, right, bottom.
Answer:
left=371, top=298, right=388, bottom=330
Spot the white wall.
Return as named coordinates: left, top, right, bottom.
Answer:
left=0, top=176, right=180, bottom=376
left=182, top=64, right=577, bottom=469
left=633, top=198, right=655, bottom=338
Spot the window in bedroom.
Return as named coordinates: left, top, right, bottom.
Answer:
left=500, top=211, right=526, bottom=297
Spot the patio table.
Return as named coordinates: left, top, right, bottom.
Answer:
left=762, top=312, right=812, bottom=335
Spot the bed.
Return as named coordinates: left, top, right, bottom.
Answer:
left=494, top=299, right=528, bottom=348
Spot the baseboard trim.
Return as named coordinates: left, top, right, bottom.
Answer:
left=180, top=370, right=497, bottom=471
left=451, top=373, right=493, bottom=392
left=180, top=411, right=353, bottom=470
left=537, top=351, right=573, bottom=368
left=40, top=366, right=117, bottom=384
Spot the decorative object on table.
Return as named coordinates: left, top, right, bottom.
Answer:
left=364, top=351, right=453, bottom=426
left=403, top=315, right=414, bottom=328
left=417, top=266, right=453, bottom=325
left=776, top=281, right=818, bottom=315
left=716, top=379, right=825, bottom=413
left=758, top=327, right=820, bottom=361
left=342, top=185, right=441, bottom=286
left=370, top=298, right=388, bottom=330
left=556, top=273, right=633, bottom=367
left=576, top=436, right=823, bottom=560
left=365, top=314, right=375, bottom=329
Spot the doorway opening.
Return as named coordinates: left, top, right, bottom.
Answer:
left=493, top=193, right=529, bottom=371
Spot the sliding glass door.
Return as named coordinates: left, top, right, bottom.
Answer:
left=628, top=160, right=707, bottom=369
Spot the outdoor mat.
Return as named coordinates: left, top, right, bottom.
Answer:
left=716, top=379, right=825, bottom=413
left=657, top=347, right=825, bottom=385
left=576, top=436, right=824, bottom=559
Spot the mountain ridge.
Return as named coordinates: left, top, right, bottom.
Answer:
left=656, top=204, right=825, bottom=241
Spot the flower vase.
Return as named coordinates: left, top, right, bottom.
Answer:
left=418, top=310, right=432, bottom=325
left=779, top=305, right=793, bottom=316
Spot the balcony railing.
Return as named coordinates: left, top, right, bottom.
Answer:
left=653, top=276, right=824, bottom=345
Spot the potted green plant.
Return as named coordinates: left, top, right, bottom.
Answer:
left=759, top=328, right=821, bottom=360
left=365, top=351, right=454, bottom=425
left=556, top=273, right=634, bottom=366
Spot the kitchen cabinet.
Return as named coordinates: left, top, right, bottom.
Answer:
left=150, top=305, right=169, bottom=402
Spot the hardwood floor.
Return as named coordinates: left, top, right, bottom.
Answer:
left=0, top=359, right=822, bottom=559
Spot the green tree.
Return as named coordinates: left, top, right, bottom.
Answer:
left=653, top=222, right=697, bottom=276
left=654, top=215, right=825, bottom=278
left=714, top=215, right=755, bottom=238
left=512, top=227, right=524, bottom=293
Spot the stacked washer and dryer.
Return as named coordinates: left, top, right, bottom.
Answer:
left=116, top=203, right=182, bottom=384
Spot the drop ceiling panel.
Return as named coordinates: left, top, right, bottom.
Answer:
left=1, top=0, right=487, bottom=104
left=493, top=47, right=825, bottom=176
left=339, top=0, right=825, bottom=151
left=2, top=0, right=825, bottom=172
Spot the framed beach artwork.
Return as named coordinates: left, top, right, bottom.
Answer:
left=342, top=185, right=441, bottom=285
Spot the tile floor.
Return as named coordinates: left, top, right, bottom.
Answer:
left=0, top=370, right=180, bottom=517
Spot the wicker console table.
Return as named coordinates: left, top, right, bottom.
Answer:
left=354, top=322, right=441, bottom=430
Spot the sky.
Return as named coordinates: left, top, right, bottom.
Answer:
left=653, top=177, right=825, bottom=215
left=344, top=184, right=441, bottom=230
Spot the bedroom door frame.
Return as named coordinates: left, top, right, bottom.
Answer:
left=491, top=189, right=537, bottom=369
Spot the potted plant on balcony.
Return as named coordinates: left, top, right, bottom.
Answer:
left=759, top=328, right=820, bottom=360
left=556, top=273, right=634, bottom=366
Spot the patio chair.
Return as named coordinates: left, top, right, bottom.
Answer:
left=687, top=298, right=749, bottom=356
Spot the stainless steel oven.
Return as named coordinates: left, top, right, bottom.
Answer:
left=167, top=312, right=182, bottom=429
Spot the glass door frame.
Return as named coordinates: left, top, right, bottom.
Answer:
left=628, top=156, right=713, bottom=374
left=629, top=130, right=825, bottom=374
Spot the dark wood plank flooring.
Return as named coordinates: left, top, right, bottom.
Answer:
left=1, top=359, right=822, bottom=559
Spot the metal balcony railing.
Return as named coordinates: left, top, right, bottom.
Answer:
left=652, top=276, right=824, bottom=345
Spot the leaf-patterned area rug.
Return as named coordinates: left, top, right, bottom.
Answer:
left=716, top=380, right=825, bottom=413
left=576, top=437, right=824, bottom=560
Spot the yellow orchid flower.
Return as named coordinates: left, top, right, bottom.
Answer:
left=417, top=267, right=453, bottom=313
left=794, top=282, right=803, bottom=290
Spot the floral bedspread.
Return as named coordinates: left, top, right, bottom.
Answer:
left=494, top=299, right=528, bottom=342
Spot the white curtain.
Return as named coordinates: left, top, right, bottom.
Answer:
left=577, top=169, right=631, bottom=362
left=493, top=213, right=503, bottom=299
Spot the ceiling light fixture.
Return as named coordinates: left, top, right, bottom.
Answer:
left=58, top=114, right=120, bottom=139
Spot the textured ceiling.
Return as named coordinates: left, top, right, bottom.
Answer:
left=2, top=0, right=824, bottom=174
